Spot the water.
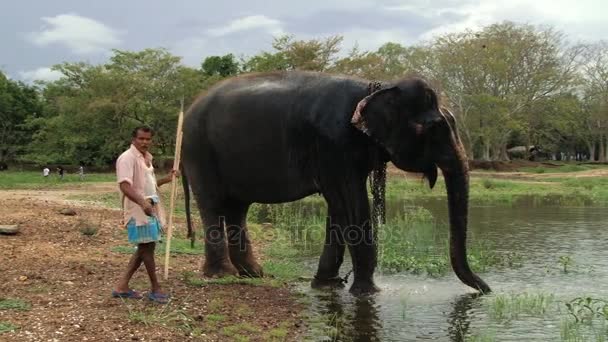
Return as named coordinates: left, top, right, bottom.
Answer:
left=294, top=199, right=608, bottom=341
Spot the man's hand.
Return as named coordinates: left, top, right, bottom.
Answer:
left=141, top=200, right=154, bottom=216
left=158, top=169, right=181, bottom=186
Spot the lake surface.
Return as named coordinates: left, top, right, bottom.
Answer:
left=294, top=198, right=608, bottom=341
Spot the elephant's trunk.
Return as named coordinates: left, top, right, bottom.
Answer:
left=437, top=137, right=491, bottom=294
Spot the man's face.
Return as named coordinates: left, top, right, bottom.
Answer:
left=132, top=130, right=153, bottom=153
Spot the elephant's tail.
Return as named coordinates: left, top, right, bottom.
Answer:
left=181, top=164, right=195, bottom=248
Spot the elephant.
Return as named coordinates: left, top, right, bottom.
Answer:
left=180, top=70, right=491, bottom=295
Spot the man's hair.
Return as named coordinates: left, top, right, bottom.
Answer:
left=131, top=125, right=154, bottom=138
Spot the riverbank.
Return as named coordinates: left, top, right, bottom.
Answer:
left=2, top=162, right=608, bottom=340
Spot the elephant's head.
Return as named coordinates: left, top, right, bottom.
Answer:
left=351, top=77, right=491, bottom=294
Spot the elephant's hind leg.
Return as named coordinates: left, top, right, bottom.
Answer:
left=312, top=215, right=346, bottom=289
left=201, top=206, right=239, bottom=278
left=225, top=203, right=263, bottom=277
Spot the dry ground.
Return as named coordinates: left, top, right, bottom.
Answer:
left=0, top=187, right=304, bottom=342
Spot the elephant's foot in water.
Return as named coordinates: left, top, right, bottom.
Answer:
left=202, top=259, right=239, bottom=278
left=348, top=278, right=380, bottom=295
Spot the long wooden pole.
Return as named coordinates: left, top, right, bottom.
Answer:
left=163, top=99, right=185, bottom=280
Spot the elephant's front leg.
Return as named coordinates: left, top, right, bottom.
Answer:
left=315, top=180, right=379, bottom=294
left=344, top=217, right=380, bottom=295
left=312, top=216, right=346, bottom=288
left=225, top=204, right=263, bottom=277
left=343, top=184, right=380, bottom=294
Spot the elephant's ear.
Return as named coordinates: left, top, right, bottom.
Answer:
left=351, top=86, right=399, bottom=135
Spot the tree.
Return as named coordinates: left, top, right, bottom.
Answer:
left=428, top=21, right=583, bottom=160
left=26, top=48, right=205, bottom=167
left=579, top=41, right=608, bottom=161
left=244, top=35, right=343, bottom=72
left=201, top=54, right=240, bottom=77
left=0, top=71, right=44, bottom=166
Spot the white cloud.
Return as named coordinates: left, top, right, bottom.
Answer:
left=407, top=0, right=608, bottom=42
left=19, top=67, right=63, bottom=82
left=206, top=15, right=284, bottom=37
left=337, top=28, right=418, bottom=55
left=172, top=14, right=285, bottom=66
left=28, top=13, right=122, bottom=54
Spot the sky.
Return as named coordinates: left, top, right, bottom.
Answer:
left=2, top=0, right=607, bottom=83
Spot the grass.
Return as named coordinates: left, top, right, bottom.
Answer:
left=518, top=163, right=605, bottom=174
left=206, top=314, right=225, bottom=322
left=264, top=321, right=291, bottom=341
left=560, top=297, right=608, bottom=342
left=300, top=205, right=520, bottom=276
left=484, top=292, right=556, bottom=321
left=222, top=322, right=262, bottom=338
left=0, top=322, right=19, bottom=334
left=386, top=176, right=608, bottom=206
left=0, top=298, right=31, bottom=311
left=254, top=200, right=522, bottom=278
left=0, top=171, right=115, bottom=189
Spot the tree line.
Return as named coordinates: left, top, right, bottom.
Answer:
left=2, top=21, right=608, bottom=169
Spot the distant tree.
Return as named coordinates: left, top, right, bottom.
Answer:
left=201, top=54, right=240, bottom=77
left=0, top=71, right=44, bottom=165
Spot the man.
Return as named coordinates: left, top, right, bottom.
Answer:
left=112, top=125, right=178, bottom=304
left=43, top=167, right=50, bottom=178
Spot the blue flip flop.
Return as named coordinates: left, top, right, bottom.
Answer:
left=112, top=289, right=143, bottom=299
left=147, top=292, right=170, bottom=304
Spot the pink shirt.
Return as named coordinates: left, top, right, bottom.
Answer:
left=116, top=144, right=166, bottom=227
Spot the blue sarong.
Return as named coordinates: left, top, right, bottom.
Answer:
left=126, top=216, right=162, bottom=245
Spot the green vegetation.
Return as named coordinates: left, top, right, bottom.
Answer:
left=0, top=298, right=31, bottom=311
left=518, top=164, right=605, bottom=174
left=484, top=292, right=556, bottom=321
left=0, top=322, right=19, bottom=334
left=0, top=171, right=115, bottom=189
left=559, top=256, right=575, bottom=274
left=377, top=207, right=522, bottom=276
left=386, top=171, right=608, bottom=206
left=264, top=321, right=291, bottom=341
left=560, top=297, right=608, bottom=341
left=253, top=201, right=521, bottom=278
left=222, top=323, right=261, bottom=339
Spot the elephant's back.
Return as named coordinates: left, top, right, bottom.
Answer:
left=184, top=71, right=365, bottom=140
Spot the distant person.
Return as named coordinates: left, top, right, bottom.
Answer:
left=43, top=167, right=50, bottom=178
left=112, top=125, right=179, bottom=304
left=57, top=166, right=64, bottom=180
left=78, top=165, right=85, bottom=180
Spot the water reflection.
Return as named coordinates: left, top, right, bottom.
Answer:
left=308, top=289, right=382, bottom=342
left=446, top=293, right=483, bottom=342
left=294, top=198, right=608, bottom=341
left=308, top=289, right=489, bottom=342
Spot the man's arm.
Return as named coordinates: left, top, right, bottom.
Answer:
left=120, top=181, right=154, bottom=216
left=156, top=169, right=180, bottom=187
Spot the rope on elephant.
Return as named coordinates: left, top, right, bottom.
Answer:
left=370, top=162, right=387, bottom=231
left=366, top=80, right=387, bottom=242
